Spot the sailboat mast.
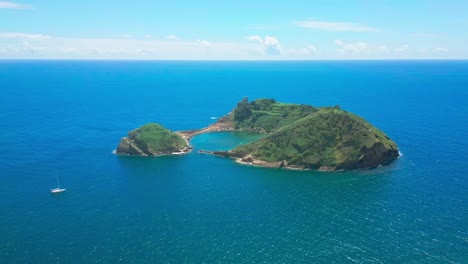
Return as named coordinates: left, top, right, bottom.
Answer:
left=56, top=175, right=60, bottom=188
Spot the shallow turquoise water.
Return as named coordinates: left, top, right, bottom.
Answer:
left=0, top=61, right=467, bottom=263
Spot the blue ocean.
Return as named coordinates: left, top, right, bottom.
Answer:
left=0, top=61, right=467, bottom=263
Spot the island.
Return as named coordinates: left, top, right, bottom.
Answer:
left=116, top=97, right=400, bottom=171
left=116, top=123, right=191, bottom=156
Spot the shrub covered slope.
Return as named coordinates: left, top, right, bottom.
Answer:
left=232, top=98, right=317, bottom=133
left=227, top=99, right=399, bottom=170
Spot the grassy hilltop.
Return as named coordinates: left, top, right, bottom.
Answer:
left=232, top=98, right=317, bottom=132
left=116, top=123, right=188, bottom=156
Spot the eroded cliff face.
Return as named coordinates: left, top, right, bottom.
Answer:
left=349, top=141, right=400, bottom=170
left=116, top=137, right=148, bottom=156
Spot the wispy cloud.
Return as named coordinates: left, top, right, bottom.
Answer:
left=247, top=35, right=262, bottom=42
left=434, top=47, right=448, bottom=53
left=248, top=24, right=281, bottom=30
left=394, top=44, right=409, bottom=53
left=414, top=33, right=436, bottom=37
left=247, top=35, right=281, bottom=55
left=0, top=32, right=458, bottom=60
left=0, top=1, right=31, bottom=9
left=198, top=40, right=212, bottom=48
left=288, top=45, right=318, bottom=57
left=295, top=20, right=379, bottom=32
left=166, top=35, right=179, bottom=41
left=334, top=40, right=368, bottom=54
left=0, top=32, right=259, bottom=60
left=333, top=40, right=416, bottom=57
left=0, top=32, right=51, bottom=39
left=377, top=45, right=391, bottom=54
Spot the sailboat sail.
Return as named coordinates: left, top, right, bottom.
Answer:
left=51, top=176, right=66, bottom=193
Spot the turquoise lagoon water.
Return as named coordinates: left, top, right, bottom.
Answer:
left=0, top=61, right=467, bottom=263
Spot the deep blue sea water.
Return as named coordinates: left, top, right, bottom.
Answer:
left=0, top=61, right=467, bottom=263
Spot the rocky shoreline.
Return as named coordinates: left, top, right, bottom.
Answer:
left=116, top=136, right=193, bottom=157
left=198, top=150, right=340, bottom=171
left=197, top=149, right=398, bottom=172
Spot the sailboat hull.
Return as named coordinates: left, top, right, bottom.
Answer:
left=51, top=188, right=66, bottom=193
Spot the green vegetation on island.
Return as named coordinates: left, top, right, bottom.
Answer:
left=199, top=97, right=399, bottom=170
left=232, top=98, right=317, bottom=132
left=230, top=107, right=399, bottom=170
left=116, top=123, right=189, bottom=156
left=116, top=97, right=399, bottom=171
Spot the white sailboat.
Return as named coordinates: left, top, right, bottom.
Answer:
left=51, top=175, right=66, bottom=193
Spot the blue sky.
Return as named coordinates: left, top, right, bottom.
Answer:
left=1, top=0, right=467, bottom=59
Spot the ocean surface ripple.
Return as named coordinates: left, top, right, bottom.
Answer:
left=0, top=61, right=467, bottom=263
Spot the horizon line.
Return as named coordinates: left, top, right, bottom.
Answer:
left=0, top=58, right=467, bottom=62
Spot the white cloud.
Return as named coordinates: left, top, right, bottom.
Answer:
left=288, top=45, right=318, bottom=56
left=0, top=1, right=31, bottom=9
left=166, top=35, right=179, bottom=41
left=334, top=39, right=368, bottom=54
left=295, top=20, right=379, bottom=32
left=0, top=32, right=460, bottom=60
left=247, top=35, right=263, bottom=42
left=247, top=35, right=281, bottom=55
left=263, top=36, right=281, bottom=55
left=434, top=47, right=448, bottom=53
left=333, top=40, right=415, bottom=57
left=0, top=32, right=51, bottom=40
left=0, top=33, right=260, bottom=59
